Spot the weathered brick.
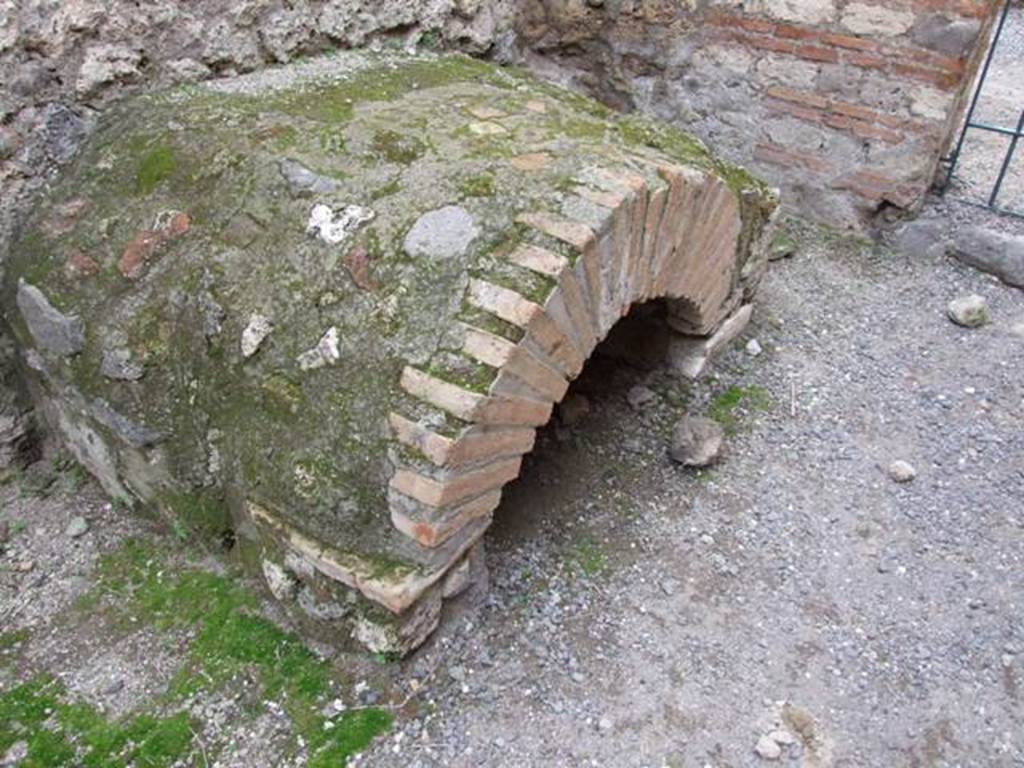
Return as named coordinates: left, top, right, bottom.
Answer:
left=463, top=325, right=569, bottom=402
left=391, top=491, right=502, bottom=548
left=389, top=412, right=455, bottom=466
left=390, top=457, right=522, bottom=510
left=516, top=211, right=595, bottom=251
left=754, top=142, right=833, bottom=173
left=821, top=32, right=880, bottom=51
left=794, top=43, right=839, bottom=63
left=765, top=85, right=829, bottom=109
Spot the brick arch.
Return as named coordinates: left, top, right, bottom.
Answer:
left=386, top=157, right=747, bottom=589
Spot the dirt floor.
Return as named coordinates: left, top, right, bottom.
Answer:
left=2, top=210, right=1024, bottom=767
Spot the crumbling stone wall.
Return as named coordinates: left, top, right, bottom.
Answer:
left=516, top=0, right=1001, bottom=228
left=0, top=0, right=1003, bottom=482
left=0, top=0, right=516, bottom=473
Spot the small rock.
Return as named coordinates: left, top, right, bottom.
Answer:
left=262, top=559, right=298, bottom=601
left=101, top=348, right=145, bottom=381
left=76, top=43, right=142, bottom=97
left=659, top=578, right=677, bottom=596
left=888, top=460, right=917, bottom=483
left=745, top=338, right=763, bottom=357
left=65, top=516, right=89, bottom=538
left=947, top=294, right=989, bottom=328
left=768, top=229, right=797, bottom=261
left=448, top=665, right=467, bottom=682
left=241, top=313, right=273, bottom=358
left=769, top=729, right=796, bottom=745
left=893, top=216, right=949, bottom=260
left=669, top=415, right=724, bottom=467
left=598, top=716, right=613, bottom=732
left=89, top=399, right=162, bottom=448
left=626, top=385, right=657, bottom=411
left=403, top=206, right=479, bottom=260
left=358, top=689, right=380, bottom=706
left=297, top=327, right=341, bottom=371
left=755, top=734, right=782, bottom=760
left=2, top=741, right=28, bottom=765
left=558, top=393, right=590, bottom=426
left=102, top=679, right=125, bottom=696
left=279, top=158, right=341, bottom=196
left=15, top=560, right=35, bottom=573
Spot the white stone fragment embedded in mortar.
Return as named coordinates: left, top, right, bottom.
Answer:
left=241, top=313, right=273, bottom=358
left=297, top=326, right=341, bottom=371
left=306, top=203, right=375, bottom=245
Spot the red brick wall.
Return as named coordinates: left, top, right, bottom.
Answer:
left=518, top=0, right=1004, bottom=227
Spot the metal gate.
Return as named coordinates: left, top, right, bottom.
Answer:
left=941, top=0, right=1023, bottom=218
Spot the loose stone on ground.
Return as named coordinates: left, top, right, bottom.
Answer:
left=947, top=294, right=989, bottom=328
left=669, top=415, right=724, bottom=467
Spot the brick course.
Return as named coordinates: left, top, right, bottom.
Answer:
left=520, top=0, right=1003, bottom=226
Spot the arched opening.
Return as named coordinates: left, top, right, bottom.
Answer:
left=486, top=298, right=687, bottom=564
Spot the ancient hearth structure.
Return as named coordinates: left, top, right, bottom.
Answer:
left=3, top=52, right=776, bottom=653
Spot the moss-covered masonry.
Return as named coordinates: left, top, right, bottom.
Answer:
left=2, top=51, right=777, bottom=654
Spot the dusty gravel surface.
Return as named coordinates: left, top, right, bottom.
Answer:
left=2, top=218, right=1023, bottom=767
left=361, top=219, right=1024, bottom=767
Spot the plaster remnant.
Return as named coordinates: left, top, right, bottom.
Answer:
left=306, top=203, right=375, bottom=245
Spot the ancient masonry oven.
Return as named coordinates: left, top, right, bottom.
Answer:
left=3, top=52, right=777, bottom=654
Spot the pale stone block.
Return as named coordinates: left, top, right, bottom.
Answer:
left=841, top=2, right=915, bottom=36
left=669, top=303, right=753, bottom=379
left=909, top=86, right=952, bottom=121
left=749, top=0, right=836, bottom=25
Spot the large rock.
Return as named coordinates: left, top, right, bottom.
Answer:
left=669, top=415, right=725, bottom=467
left=15, top=280, right=85, bottom=356
left=2, top=51, right=776, bottom=653
left=951, top=227, right=1024, bottom=289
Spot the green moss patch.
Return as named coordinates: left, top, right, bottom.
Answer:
left=458, top=172, right=496, bottom=199
left=135, top=145, right=177, bottom=196
left=708, top=385, right=772, bottom=435
left=371, top=129, right=426, bottom=165
left=565, top=535, right=607, bottom=578
left=160, top=490, right=232, bottom=542
left=69, top=540, right=392, bottom=766
left=0, top=676, right=193, bottom=768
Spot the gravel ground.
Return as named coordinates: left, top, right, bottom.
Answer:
left=359, top=219, right=1024, bottom=767
left=2, top=216, right=1023, bottom=767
